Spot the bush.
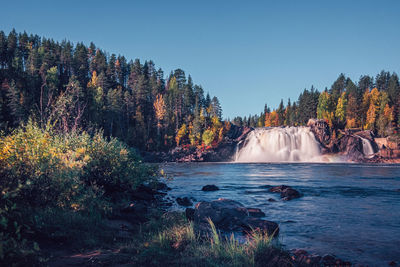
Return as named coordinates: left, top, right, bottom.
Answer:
left=0, top=121, right=157, bottom=264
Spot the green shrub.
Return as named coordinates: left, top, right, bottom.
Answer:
left=0, top=121, right=158, bottom=264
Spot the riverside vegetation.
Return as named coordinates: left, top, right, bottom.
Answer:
left=0, top=122, right=294, bottom=266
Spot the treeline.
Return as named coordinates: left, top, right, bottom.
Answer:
left=232, top=72, right=400, bottom=138
left=0, top=29, right=224, bottom=151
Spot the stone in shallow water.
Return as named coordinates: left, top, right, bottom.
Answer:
left=247, top=208, right=266, bottom=217
left=201, top=184, right=220, bottom=191
left=193, top=198, right=279, bottom=237
left=281, top=188, right=301, bottom=201
left=243, top=217, right=279, bottom=237
left=269, top=185, right=301, bottom=201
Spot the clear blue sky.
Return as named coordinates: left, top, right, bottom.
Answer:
left=1, top=0, right=399, bottom=119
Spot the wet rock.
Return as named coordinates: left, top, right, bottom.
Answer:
left=290, top=250, right=351, bottom=267
left=281, top=188, right=301, bottom=201
left=193, top=198, right=279, bottom=237
left=176, top=197, right=193, bottom=207
left=335, top=134, right=365, bottom=161
left=268, top=185, right=291, bottom=193
left=321, top=254, right=336, bottom=265
left=194, top=199, right=248, bottom=231
left=185, top=208, right=195, bottom=221
left=243, top=217, right=279, bottom=237
left=247, top=208, right=266, bottom=217
left=202, top=184, right=220, bottom=191
left=269, top=185, right=301, bottom=200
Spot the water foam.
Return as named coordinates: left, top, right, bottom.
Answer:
left=235, top=127, right=322, bottom=162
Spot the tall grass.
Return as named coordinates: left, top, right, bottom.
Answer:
left=128, top=214, right=286, bottom=267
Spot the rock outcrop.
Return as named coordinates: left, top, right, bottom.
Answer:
left=307, top=119, right=331, bottom=147
left=307, top=119, right=381, bottom=161
left=189, top=198, right=279, bottom=237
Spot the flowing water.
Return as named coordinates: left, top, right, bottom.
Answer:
left=235, top=127, right=322, bottom=162
left=358, top=136, right=375, bottom=158
left=163, top=162, right=400, bottom=266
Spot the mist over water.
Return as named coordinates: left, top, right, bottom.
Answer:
left=235, top=127, right=322, bottom=162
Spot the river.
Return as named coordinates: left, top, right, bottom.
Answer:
left=162, top=162, right=400, bottom=266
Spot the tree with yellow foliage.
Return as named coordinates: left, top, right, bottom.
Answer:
left=264, top=112, right=271, bottom=127
left=153, top=94, right=166, bottom=136
left=377, top=91, right=394, bottom=136
left=364, top=88, right=381, bottom=130
left=335, top=92, right=347, bottom=126
left=175, top=123, right=187, bottom=146
left=346, top=94, right=358, bottom=128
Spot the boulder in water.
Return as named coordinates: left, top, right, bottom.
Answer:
left=192, top=198, right=279, bottom=237
left=269, top=185, right=301, bottom=201
left=247, top=208, right=266, bottom=217
left=243, top=217, right=279, bottom=236
left=202, top=184, right=220, bottom=191
left=194, top=199, right=249, bottom=231
left=269, top=185, right=291, bottom=193
left=281, top=188, right=301, bottom=201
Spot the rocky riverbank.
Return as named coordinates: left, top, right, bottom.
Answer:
left=143, top=125, right=252, bottom=163
left=46, top=179, right=400, bottom=266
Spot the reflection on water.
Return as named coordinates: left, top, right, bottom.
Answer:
left=162, top=163, right=400, bottom=266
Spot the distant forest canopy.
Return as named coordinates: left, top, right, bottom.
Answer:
left=0, top=29, right=224, bottom=151
left=232, top=71, right=400, bottom=138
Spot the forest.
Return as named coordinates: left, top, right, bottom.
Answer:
left=0, top=29, right=223, bottom=152
left=1, top=29, right=400, bottom=152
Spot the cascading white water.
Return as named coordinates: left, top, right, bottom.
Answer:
left=358, top=136, right=374, bottom=158
left=235, top=127, right=322, bottom=162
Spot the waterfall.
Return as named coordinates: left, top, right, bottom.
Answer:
left=358, top=136, right=374, bottom=158
left=235, top=127, right=322, bottom=162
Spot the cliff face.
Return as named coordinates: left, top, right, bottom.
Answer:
left=307, top=119, right=331, bottom=147
left=307, top=119, right=379, bottom=162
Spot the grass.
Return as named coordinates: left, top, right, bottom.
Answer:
left=114, top=212, right=291, bottom=267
